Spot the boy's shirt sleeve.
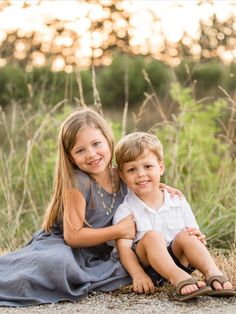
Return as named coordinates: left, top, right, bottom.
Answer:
left=113, top=201, right=132, bottom=225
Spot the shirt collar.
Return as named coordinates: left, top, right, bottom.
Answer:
left=127, top=189, right=181, bottom=214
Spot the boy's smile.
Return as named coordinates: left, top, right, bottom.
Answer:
left=120, top=149, right=165, bottom=203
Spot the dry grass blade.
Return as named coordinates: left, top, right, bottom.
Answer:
left=0, top=107, right=15, bottom=153
left=76, top=70, right=86, bottom=108
left=13, top=139, right=31, bottom=233
left=122, top=66, right=129, bottom=137
left=0, top=152, right=16, bottom=220
left=133, top=93, right=154, bottom=129
left=218, top=85, right=236, bottom=143
left=143, top=69, right=167, bottom=123
left=92, top=66, right=103, bottom=115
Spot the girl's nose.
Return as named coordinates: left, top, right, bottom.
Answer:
left=86, top=147, right=96, bottom=158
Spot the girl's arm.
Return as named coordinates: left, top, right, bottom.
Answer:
left=63, top=189, right=136, bottom=248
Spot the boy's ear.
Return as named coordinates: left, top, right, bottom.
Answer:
left=160, top=160, right=165, bottom=176
left=118, top=169, right=124, bottom=181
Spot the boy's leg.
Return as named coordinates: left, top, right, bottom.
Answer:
left=135, top=230, right=205, bottom=295
left=171, top=230, right=233, bottom=291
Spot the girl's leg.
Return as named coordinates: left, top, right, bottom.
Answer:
left=171, top=230, right=233, bottom=291
left=135, top=230, right=205, bottom=295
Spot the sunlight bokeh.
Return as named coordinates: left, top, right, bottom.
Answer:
left=0, top=0, right=235, bottom=70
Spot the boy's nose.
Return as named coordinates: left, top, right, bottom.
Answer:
left=137, top=168, right=145, bottom=177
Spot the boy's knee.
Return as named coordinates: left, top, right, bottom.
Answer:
left=174, top=229, right=197, bottom=245
left=142, top=230, right=166, bottom=243
left=174, top=229, right=190, bottom=242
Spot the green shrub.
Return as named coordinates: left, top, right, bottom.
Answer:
left=0, top=64, right=28, bottom=107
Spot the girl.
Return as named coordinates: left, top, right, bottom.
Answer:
left=0, top=108, right=180, bottom=307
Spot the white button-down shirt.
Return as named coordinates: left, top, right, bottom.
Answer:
left=113, top=189, right=199, bottom=245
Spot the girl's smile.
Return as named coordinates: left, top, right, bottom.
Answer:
left=70, top=126, right=112, bottom=179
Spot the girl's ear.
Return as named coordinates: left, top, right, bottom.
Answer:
left=160, top=160, right=165, bottom=176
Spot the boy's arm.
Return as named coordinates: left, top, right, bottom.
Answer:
left=116, top=238, right=155, bottom=294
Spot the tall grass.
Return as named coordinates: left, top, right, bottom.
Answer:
left=0, top=70, right=235, bottom=251
left=0, top=101, right=69, bottom=249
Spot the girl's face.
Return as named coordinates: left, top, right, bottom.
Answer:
left=70, top=126, right=112, bottom=177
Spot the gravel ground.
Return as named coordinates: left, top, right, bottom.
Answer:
left=1, top=288, right=236, bottom=314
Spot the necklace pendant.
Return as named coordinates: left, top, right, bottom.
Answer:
left=96, top=167, right=117, bottom=216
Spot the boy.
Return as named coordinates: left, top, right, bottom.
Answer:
left=113, top=132, right=235, bottom=301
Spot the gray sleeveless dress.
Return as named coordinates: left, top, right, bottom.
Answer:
left=0, top=169, right=132, bottom=307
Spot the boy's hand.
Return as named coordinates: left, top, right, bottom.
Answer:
left=132, top=272, right=155, bottom=294
left=186, top=227, right=207, bottom=245
left=159, top=183, right=183, bottom=198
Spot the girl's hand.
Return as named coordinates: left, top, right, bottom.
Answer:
left=159, top=183, right=184, bottom=198
left=132, top=272, right=155, bottom=294
left=117, top=214, right=136, bottom=240
left=186, top=227, right=207, bottom=245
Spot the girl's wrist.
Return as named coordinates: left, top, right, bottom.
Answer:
left=112, top=223, right=123, bottom=239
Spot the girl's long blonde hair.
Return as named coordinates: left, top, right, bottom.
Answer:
left=42, top=108, right=114, bottom=232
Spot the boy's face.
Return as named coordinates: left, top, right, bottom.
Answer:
left=119, top=149, right=165, bottom=199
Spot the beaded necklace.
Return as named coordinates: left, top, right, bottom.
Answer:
left=97, top=168, right=117, bottom=215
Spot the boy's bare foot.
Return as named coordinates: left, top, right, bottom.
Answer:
left=173, top=278, right=211, bottom=301
left=206, top=271, right=233, bottom=291
left=171, top=270, right=206, bottom=295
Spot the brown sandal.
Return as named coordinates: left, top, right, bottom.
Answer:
left=206, top=275, right=236, bottom=297
left=173, top=278, right=212, bottom=301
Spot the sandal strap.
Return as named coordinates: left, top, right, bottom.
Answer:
left=176, top=278, right=198, bottom=295
left=206, top=275, right=229, bottom=287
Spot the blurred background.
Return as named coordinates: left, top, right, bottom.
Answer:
left=0, top=0, right=236, bottom=252
left=1, top=0, right=236, bottom=111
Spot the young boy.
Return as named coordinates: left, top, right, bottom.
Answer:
left=113, top=132, right=235, bottom=301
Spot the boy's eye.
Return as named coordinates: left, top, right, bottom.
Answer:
left=127, top=167, right=135, bottom=173
left=145, top=164, right=153, bottom=169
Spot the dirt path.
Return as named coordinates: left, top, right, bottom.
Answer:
left=1, top=290, right=236, bottom=314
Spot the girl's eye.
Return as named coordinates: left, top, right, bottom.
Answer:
left=93, top=141, right=102, bottom=146
left=76, top=149, right=84, bottom=154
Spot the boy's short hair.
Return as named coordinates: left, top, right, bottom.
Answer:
left=115, top=132, right=164, bottom=170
